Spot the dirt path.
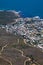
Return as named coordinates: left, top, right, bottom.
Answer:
left=0, top=56, right=12, bottom=65
left=0, top=44, right=12, bottom=65
left=0, top=44, right=8, bottom=54
left=0, top=38, right=41, bottom=65
left=14, top=47, right=40, bottom=65
left=23, top=39, right=40, bottom=65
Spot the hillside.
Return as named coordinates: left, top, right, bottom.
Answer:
left=0, top=10, right=20, bottom=24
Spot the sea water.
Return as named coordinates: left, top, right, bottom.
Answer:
left=0, top=0, right=43, bottom=18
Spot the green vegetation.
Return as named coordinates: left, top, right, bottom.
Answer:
left=12, top=44, right=18, bottom=48
left=20, top=43, right=29, bottom=49
left=26, top=61, right=31, bottom=65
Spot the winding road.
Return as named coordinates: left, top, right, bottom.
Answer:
left=0, top=44, right=12, bottom=65
left=0, top=38, right=41, bottom=65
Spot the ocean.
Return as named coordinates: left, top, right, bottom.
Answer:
left=0, top=0, right=43, bottom=18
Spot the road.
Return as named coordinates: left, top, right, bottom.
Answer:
left=23, top=39, right=40, bottom=65
left=0, top=44, right=12, bottom=65
left=0, top=38, right=41, bottom=65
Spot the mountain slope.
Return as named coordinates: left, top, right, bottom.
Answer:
left=0, top=10, right=20, bottom=24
